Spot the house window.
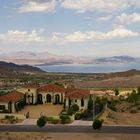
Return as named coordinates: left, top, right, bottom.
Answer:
left=75, top=99, right=77, bottom=102
left=0, top=105, right=5, bottom=110
left=81, top=98, right=84, bottom=107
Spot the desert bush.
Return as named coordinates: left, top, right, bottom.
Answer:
left=51, top=118, right=60, bottom=124
left=37, top=116, right=47, bottom=127
left=82, top=109, right=91, bottom=118
left=75, top=112, right=83, bottom=120
left=71, top=104, right=79, bottom=112
left=127, top=90, right=139, bottom=103
left=60, top=115, right=71, bottom=124
left=92, top=119, right=103, bottom=130
left=4, top=115, right=17, bottom=124
left=46, top=117, right=53, bottom=122
left=60, top=109, right=67, bottom=115
left=67, top=108, right=75, bottom=116
left=46, top=117, right=60, bottom=124
left=107, top=104, right=117, bottom=112
left=114, top=88, right=119, bottom=96
left=130, top=109, right=138, bottom=114
left=107, top=100, right=117, bottom=112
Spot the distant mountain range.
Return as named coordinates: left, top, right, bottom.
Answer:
left=0, top=61, right=45, bottom=75
left=0, top=51, right=140, bottom=65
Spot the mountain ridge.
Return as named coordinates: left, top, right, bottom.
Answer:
left=0, top=61, right=45, bottom=75
left=0, top=51, right=140, bottom=65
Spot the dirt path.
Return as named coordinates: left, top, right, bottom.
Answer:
left=0, top=132, right=140, bottom=140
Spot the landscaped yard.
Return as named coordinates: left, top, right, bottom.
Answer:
left=17, top=104, right=63, bottom=119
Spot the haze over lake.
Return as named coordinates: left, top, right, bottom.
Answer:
left=38, top=63, right=140, bottom=73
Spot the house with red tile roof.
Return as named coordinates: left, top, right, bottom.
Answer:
left=65, top=88, right=90, bottom=110
left=0, top=91, right=25, bottom=113
left=16, top=83, right=91, bottom=110
left=17, top=83, right=39, bottom=105
left=37, top=84, right=65, bottom=104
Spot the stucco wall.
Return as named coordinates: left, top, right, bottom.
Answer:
left=39, top=92, right=65, bottom=104
left=65, top=97, right=89, bottom=110
left=17, top=88, right=37, bottom=104
left=0, top=102, right=17, bottom=113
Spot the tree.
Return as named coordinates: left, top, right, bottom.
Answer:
left=92, top=119, right=103, bottom=130
left=37, top=116, right=47, bottom=127
left=127, top=90, right=139, bottom=103
left=94, top=97, right=105, bottom=115
left=114, top=88, right=119, bottom=96
left=137, top=87, right=140, bottom=95
left=88, top=95, right=93, bottom=111
left=67, top=104, right=79, bottom=115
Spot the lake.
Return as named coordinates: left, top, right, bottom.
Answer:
left=37, top=63, right=140, bottom=73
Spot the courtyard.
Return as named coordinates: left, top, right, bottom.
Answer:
left=17, top=103, right=63, bottom=119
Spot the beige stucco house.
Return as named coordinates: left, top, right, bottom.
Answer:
left=0, top=83, right=91, bottom=114
left=37, top=84, right=65, bottom=104
left=17, top=83, right=66, bottom=105
left=65, top=88, right=90, bottom=110
left=0, top=91, right=25, bottom=113
left=17, top=83, right=39, bottom=105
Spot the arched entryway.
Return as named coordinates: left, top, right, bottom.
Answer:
left=46, top=94, right=51, bottom=103
left=55, top=94, right=60, bottom=104
left=37, top=94, right=43, bottom=104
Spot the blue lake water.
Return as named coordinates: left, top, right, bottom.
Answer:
left=37, top=63, right=140, bottom=73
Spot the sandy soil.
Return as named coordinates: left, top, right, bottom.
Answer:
left=17, top=103, right=63, bottom=119
left=75, top=75, right=140, bottom=88
left=0, top=132, right=140, bottom=140
left=99, top=107, right=140, bottom=125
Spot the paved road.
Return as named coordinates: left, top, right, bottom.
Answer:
left=0, top=125, right=140, bottom=134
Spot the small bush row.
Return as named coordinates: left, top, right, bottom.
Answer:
left=37, top=115, right=71, bottom=127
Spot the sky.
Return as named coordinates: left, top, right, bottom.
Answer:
left=0, top=0, right=140, bottom=57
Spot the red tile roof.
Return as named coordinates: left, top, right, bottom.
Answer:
left=66, top=89, right=90, bottom=99
left=65, top=87, right=77, bottom=93
left=38, top=84, right=65, bottom=93
left=0, top=91, right=24, bottom=102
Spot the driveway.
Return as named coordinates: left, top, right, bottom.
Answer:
left=18, top=103, right=63, bottom=119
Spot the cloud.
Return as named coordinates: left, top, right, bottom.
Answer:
left=97, top=15, right=113, bottom=21
left=17, top=0, right=140, bottom=14
left=84, top=15, right=112, bottom=21
left=51, top=27, right=139, bottom=43
left=18, top=0, right=56, bottom=13
left=0, top=30, right=44, bottom=44
left=61, top=0, right=140, bottom=13
left=0, top=27, right=138, bottom=45
left=116, top=13, right=140, bottom=25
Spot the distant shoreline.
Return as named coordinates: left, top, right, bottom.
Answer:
left=37, top=63, right=140, bottom=74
